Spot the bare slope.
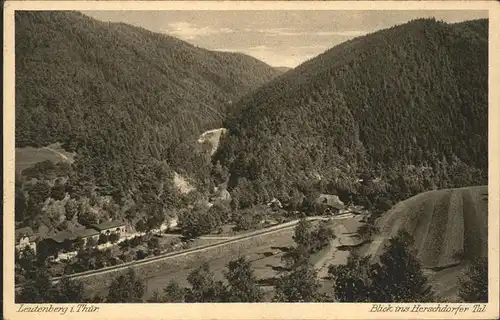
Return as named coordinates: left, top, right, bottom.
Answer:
left=374, top=185, right=488, bottom=269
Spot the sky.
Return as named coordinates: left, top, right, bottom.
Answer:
left=83, top=10, right=487, bottom=68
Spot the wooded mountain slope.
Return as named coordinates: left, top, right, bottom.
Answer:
left=215, top=18, right=488, bottom=208
left=15, top=11, right=281, bottom=198
left=374, top=185, right=488, bottom=269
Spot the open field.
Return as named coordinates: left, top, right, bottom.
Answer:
left=15, top=143, right=75, bottom=172
left=139, top=227, right=296, bottom=299
left=94, top=217, right=362, bottom=300
left=374, top=185, right=487, bottom=269
left=366, top=185, right=488, bottom=301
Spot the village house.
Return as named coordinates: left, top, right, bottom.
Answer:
left=267, top=198, right=283, bottom=210
left=44, top=221, right=127, bottom=254
left=73, top=228, right=100, bottom=246
left=153, top=216, right=179, bottom=234
left=15, top=227, right=37, bottom=254
left=44, top=229, right=78, bottom=254
left=209, top=186, right=232, bottom=206
left=314, top=194, right=345, bottom=215
left=91, top=220, right=127, bottom=236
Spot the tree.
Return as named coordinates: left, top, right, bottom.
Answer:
left=281, top=245, right=309, bottom=270
left=234, top=213, right=253, bottom=231
left=147, top=236, right=161, bottom=255
left=16, top=260, right=56, bottom=303
left=26, top=181, right=52, bottom=205
left=292, top=217, right=314, bottom=249
left=78, top=210, right=98, bottom=226
left=369, top=230, right=435, bottom=302
left=108, top=232, right=120, bottom=243
left=311, top=222, right=335, bottom=253
left=65, top=198, right=79, bottom=221
left=224, top=257, right=264, bottom=302
left=75, top=237, right=86, bottom=251
left=357, top=223, right=379, bottom=242
left=86, top=237, right=97, bottom=248
left=15, top=185, right=29, bottom=223
left=98, top=233, right=109, bottom=244
left=179, top=208, right=219, bottom=239
left=274, top=261, right=321, bottom=302
left=135, top=219, right=147, bottom=233
left=212, top=161, right=229, bottom=185
left=107, top=269, right=145, bottom=303
left=185, top=262, right=227, bottom=302
left=147, top=290, right=163, bottom=303
left=458, top=257, right=488, bottom=302
left=51, top=182, right=67, bottom=201
left=162, top=280, right=185, bottom=302
left=52, top=276, right=86, bottom=302
left=145, top=203, right=165, bottom=233
left=328, top=252, right=372, bottom=302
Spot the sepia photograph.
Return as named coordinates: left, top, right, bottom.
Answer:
left=3, top=1, right=499, bottom=320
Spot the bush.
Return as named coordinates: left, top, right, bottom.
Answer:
left=108, top=232, right=120, bottom=243
left=98, top=233, right=109, bottom=244
left=458, top=257, right=488, bottom=302
left=136, top=249, right=148, bottom=260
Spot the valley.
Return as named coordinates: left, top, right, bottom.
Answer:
left=12, top=10, right=490, bottom=305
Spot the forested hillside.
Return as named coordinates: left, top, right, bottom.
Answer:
left=215, top=18, right=488, bottom=210
left=14, top=11, right=280, bottom=229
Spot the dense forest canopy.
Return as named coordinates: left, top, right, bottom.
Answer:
left=14, top=11, right=282, bottom=230
left=215, top=18, right=488, bottom=208
left=15, top=11, right=281, bottom=204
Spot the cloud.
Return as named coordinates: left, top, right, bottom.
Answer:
left=259, top=28, right=308, bottom=37
left=166, top=22, right=234, bottom=40
left=315, top=30, right=370, bottom=37
left=212, top=45, right=323, bottom=68
left=254, top=27, right=370, bottom=38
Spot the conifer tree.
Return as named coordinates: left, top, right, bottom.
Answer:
left=224, top=257, right=264, bottom=302
left=273, top=260, right=322, bottom=302
left=185, top=262, right=227, bottom=302
left=107, top=269, right=145, bottom=303
left=368, top=230, right=435, bottom=302
left=458, top=257, right=488, bottom=302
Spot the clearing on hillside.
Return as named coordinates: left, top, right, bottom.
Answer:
left=373, top=185, right=487, bottom=269
left=15, top=143, right=75, bottom=173
left=365, top=186, right=488, bottom=301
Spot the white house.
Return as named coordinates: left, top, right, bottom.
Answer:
left=15, top=227, right=37, bottom=254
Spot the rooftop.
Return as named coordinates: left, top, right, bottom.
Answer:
left=91, top=220, right=127, bottom=231
left=50, top=230, right=77, bottom=243
left=48, top=227, right=102, bottom=243
left=315, top=194, right=345, bottom=209
left=73, top=228, right=100, bottom=238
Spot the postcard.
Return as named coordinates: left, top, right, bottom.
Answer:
left=3, top=1, right=499, bottom=319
